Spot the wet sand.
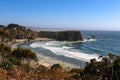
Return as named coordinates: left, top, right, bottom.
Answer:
left=11, top=38, right=85, bottom=68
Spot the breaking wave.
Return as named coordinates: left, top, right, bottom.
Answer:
left=30, top=41, right=100, bottom=62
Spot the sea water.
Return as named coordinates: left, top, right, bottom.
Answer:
left=18, top=31, right=120, bottom=67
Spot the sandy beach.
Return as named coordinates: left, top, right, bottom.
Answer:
left=14, top=38, right=53, bottom=42
left=12, top=38, right=80, bottom=68
left=12, top=38, right=53, bottom=48
left=37, top=54, right=80, bottom=68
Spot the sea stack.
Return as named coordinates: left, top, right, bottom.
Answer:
left=39, top=31, right=83, bottom=41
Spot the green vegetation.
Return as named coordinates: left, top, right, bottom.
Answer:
left=51, top=64, right=63, bottom=70
left=0, top=43, right=120, bottom=80
left=0, top=24, right=120, bottom=79
left=83, top=54, right=120, bottom=80
left=0, top=24, right=38, bottom=41
left=0, top=29, right=12, bottom=42
left=0, top=23, right=83, bottom=42
left=0, top=43, right=37, bottom=70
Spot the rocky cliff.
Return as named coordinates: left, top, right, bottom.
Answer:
left=39, top=31, right=83, bottom=41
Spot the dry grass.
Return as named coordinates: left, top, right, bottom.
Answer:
left=0, top=66, right=81, bottom=80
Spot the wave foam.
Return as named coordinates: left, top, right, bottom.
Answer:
left=45, top=41, right=61, bottom=46
left=82, top=39, right=97, bottom=42
left=62, top=39, right=97, bottom=44
left=30, top=41, right=100, bottom=62
left=30, top=42, right=44, bottom=48
left=42, top=46, right=99, bottom=62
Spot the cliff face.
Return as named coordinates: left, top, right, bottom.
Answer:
left=39, top=31, right=83, bottom=41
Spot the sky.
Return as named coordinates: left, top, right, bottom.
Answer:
left=0, top=0, right=120, bottom=30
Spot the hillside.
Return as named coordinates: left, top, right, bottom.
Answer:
left=0, top=24, right=38, bottom=42
left=0, top=24, right=83, bottom=42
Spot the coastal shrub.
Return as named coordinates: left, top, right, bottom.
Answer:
left=51, top=64, right=62, bottom=70
left=70, top=68, right=81, bottom=73
left=7, top=57, right=21, bottom=66
left=12, top=47, right=24, bottom=59
left=21, top=63, right=31, bottom=72
left=0, top=43, right=12, bottom=56
left=0, top=59, right=13, bottom=70
left=12, top=47, right=37, bottom=61
left=0, top=43, right=11, bottom=52
left=70, top=73, right=80, bottom=80
left=113, top=56, right=120, bottom=70
left=34, top=65, right=48, bottom=74
left=82, top=53, right=120, bottom=80
left=69, top=68, right=84, bottom=80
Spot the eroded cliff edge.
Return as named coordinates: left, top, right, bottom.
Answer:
left=39, top=31, right=83, bottom=41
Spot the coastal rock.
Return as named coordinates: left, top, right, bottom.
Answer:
left=39, top=31, right=83, bottom=41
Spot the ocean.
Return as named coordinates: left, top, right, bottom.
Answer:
left=18, top=31, right=120, bottom=67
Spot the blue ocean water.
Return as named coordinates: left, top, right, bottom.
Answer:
left=18, top=31, right=120, bottom=67
left=81, top=31, right=120, bottom=56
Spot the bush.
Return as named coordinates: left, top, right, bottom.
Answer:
left=7, top=57, right=21, bottom=66
left=51, top=64, right=62, bottom=70
left=0, top=59, right=13, bottom=70
left=21, top=64, right=31, bottom=72
left=71, top=73, right=80, bottom=80
left=70, top=68, right=81, bottom=73
left=0, top=43, right=12, bottom=58
left=12, top=47, right=37, bottom=61
left=34, top=65, right=48, bottom=74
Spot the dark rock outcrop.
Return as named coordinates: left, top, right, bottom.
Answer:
left=39, top=31, right=83, bottom=41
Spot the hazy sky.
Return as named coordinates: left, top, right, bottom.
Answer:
left=0, top=0, right=120, bottom=30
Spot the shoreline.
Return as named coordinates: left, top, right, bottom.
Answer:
left=11, top=38, right=86, bottom=68
left=37, top=54, right=81, bottom=68
left=11, top=38, right=53, bottom=67
left=11, top=38, right=53, bottom=48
